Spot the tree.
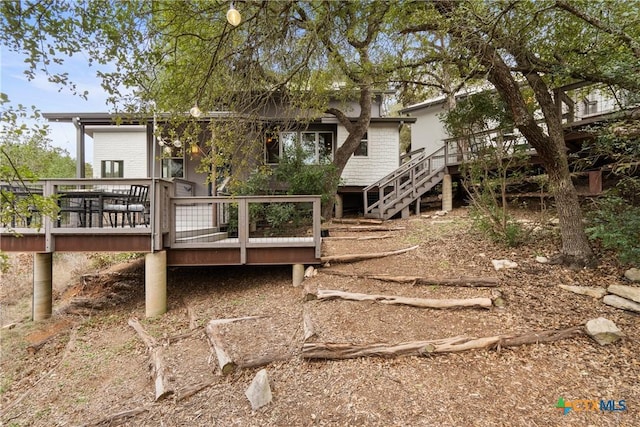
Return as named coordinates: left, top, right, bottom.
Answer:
left=402, top=0, right=640, bottom=266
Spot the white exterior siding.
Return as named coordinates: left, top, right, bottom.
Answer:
left=406, top=102, right=449, bottom=157
left=91, top=127, right=148, bottom=178
left=340, top=124, right=400, bottom=186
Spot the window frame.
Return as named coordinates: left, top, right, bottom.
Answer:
left=101, top=160, right=124, bottom=178
left=354, top=132, right=368, bottom=157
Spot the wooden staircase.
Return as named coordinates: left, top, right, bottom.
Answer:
left=363, top=146, right=449, bottom=220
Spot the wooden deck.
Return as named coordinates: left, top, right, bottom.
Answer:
left=0, top=179, right=322, bottom=266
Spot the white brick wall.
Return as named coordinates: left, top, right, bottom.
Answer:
left=92, top=127, right=148, bottom=178
left=340, top=123, right=400, bottom=186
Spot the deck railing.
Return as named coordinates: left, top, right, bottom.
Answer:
left=1, top=179, right=322, bottom=259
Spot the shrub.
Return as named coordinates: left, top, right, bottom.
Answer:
left=586, top=194, right=640, bottom=264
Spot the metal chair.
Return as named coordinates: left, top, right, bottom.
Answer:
left=103, top=185, right=149, bottom=227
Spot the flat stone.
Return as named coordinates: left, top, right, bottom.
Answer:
left=245, top=369, right=272, bottom=410
left=492, top=259, right=518, bottom=271
left=585, top=317, right=623, bottom=346
left=608, top=284, right=640, bottom=304
left=535, top=256, right=549, bottom=264
left=559, top=284, right=607, bottom=299
left=624, top=268, right=640, bottom=282
left=603, top=294, right=640, bottom=314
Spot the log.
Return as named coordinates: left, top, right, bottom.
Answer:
left=187, top=305, right=198, bottom=330
left=238, top=354, right=293, bottom=369
left=205, top=322, right=236, bottom=375
left=331, top=218, right=384, bottom=225
left=87, top=407, right=149, bottom=426
left=303, top=309, right=316, bottom=342
left=302, top=326, right=584, bottom=360
left=321, top=245, right=419, bottom=264
left=315, top=289, right=493, bottom=309
left=127, top=318, right=174, bottom=401
left=176, top=381, right=215, bottom=402
left=322, top=234, right=392, bottom=241
left=320, top=270, right=500, bottom=287
left=327, top=225, right=405, bottom=232
left=209, top=315, right=264, bottom=326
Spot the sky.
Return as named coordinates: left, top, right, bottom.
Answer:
left=1, top=46, right=112, bottom=163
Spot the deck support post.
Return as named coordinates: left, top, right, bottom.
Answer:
left=442, top=174, right=453, bottom=212
left=334, top=194, right=343, bottom=219
left=401, top=206, right=410, bottom=219
left=292, top=264, right=304, bottom=287
left=33, top=252, right=53, bottom=321
left=145, top=251, right=167, bottom=317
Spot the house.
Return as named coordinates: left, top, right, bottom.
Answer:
left=0, top=92, right=414, bottom=320
left=43, top=92, right=415, bottom=211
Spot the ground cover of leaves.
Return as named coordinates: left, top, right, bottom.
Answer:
left=1, top=207, right=638, bottom=426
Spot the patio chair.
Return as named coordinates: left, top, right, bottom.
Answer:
left=103, top=184, right=149, bottom=227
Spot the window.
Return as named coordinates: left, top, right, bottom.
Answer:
left=266, top=131, right=334, bottom=165
left=583, top=98, right=598, bottom=116
left=161, top=145, right=184, bottom=178
left=354, top=132, right=368, bottom=156
left=101, top=160, right=124, bottom=178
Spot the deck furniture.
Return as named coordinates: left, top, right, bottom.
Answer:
left=103, top=184, right=149, bottom=228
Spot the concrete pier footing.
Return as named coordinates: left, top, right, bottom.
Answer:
left=145, top=251, right=167, bottom=317
left=33, top=252, right=53, bottom=321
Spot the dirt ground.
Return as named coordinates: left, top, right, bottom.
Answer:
left=1, top=207, right=639, bottom=426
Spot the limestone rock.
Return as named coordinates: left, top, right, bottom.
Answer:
left=624, top=268, right=640, bottom=283
left=559, top=284, right=607, bottom=299
left=245, top=369, right=272, bottom=410
left=304, top=266, right=317, bottom=278
left=535, top=256, right=549, bottom=264
left=585, top=317, right=623, bottom=346
left=492, top=259, right=518, bottom=271
left=603, top=294, right=640, bottom=314
left=608, top=284, right=640, bottom=304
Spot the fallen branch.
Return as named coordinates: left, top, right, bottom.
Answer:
left=303, top=308, right=316, bottom=342
left=127, top=318, right=174, bottom=401
left=237, top=354, right=294, bottom=369
left=316, top=289, right=492, bottom=309
left=175, top=381, right=215, bottom=402
left=322, top=234, right=392, bottom=241
left=85, top=407, right=149, bottom=426
left=321, top=271, right=500, bottom=287
left=321, top=245, right=419, bottom=264
left=302, top=326, right=584, bottom=360
left=204, top=316, right=265, bottom=375
left=205, top=323, right=237, bottom=375
left=331, top=218, right=384, bottom=225
left=327, top=225, right=405, bottom=232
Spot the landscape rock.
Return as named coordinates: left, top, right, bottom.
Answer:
left=608, top=284, right=640, bottom=304
left=491, top=259, right=518, bottom=271
left=603, top=294, right=640, bottom=314
left=434, top=210, right=448, bottom=217
left=245, top=369, right=273, bottom=410
left=558, top=284, right=607, bottom=299
left=304, top=266, right=317, bottom=278
left=535, top=256, right=549, bottom=264
left=585, top=317, right=623, bottom=346
left=624, top=268, right=640, bottom=283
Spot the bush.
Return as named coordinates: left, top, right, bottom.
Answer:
left=586, top=194, right=640, bottom=264
left=469, top=204, right=526, bottom=247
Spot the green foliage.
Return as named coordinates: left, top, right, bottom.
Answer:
left=469, top=196, right=527, bottom=248
left=586, top=196, right=640, bottom=264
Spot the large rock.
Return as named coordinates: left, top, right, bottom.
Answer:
left=608, top=284, right=640, bottom=304
left=492, top=259, right=518, bottom=271
left=245, top=369, right=272, bottom=410
left=559, top=284, right=607, bottom=299
left=586, top=318, right=623, bottom=345
left=624, top=268, right=640, bottom=283
left=603, top=294, right=640, bottom=314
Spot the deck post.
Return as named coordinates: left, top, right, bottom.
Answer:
left=292, top=264, right=304, bottom=287
left=442, top=174, right=453, bottom=212
left=33, top=252, right=53, bottom=321
left=145, top=251, right=167, bottom=317
left=334, top=194, right=343, bottom=219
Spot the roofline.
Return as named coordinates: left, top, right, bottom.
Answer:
left=43, top=112, right=416, bottom=126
